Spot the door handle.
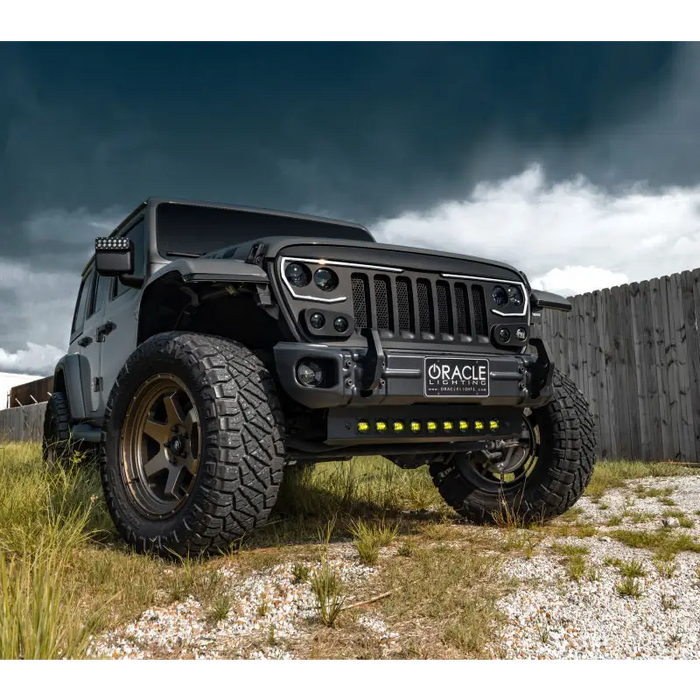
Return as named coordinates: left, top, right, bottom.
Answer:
left=96, top=320, right=116, bottom=342
left=78, top=336, right=93, bottom=347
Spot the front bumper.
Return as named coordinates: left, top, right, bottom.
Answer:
left=273, top=336, right=553, bottom=410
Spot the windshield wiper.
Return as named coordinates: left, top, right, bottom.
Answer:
left=166, top=251, right=202, bottom=258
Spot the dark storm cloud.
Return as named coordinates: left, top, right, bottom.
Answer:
left=0, top=42, right=684, bottom=231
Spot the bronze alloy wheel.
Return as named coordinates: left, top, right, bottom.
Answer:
left=120, top=374, right=201, bottom=518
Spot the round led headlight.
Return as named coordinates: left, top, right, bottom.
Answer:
left=285, top=262, right=311, bottom=288
left=492, top=286, right=508, bottom=307
left=313, top=267, right=339, bottom=292
left=507, top=286, right=524, bottom=306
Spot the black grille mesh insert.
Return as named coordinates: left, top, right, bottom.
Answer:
left=435, top=281, right=451, bottom=335
left=472, top=284, right=487, bottom=336
left=454, top=283, right=470, bottom=336
left=373, top=276, right=391, bottom=330
left=396, top=277, right=413, bottom=332
left=417, top=279, right=433, bottom=333
left=352, top=274, right=369, bottom=329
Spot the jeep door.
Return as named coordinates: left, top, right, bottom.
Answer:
left=82, top=272, right=111, bottom=413
left=68, top=265, right=105, bottom=416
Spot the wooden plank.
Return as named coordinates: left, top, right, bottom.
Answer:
left=623, top=281, right=638, bottom=459
left=614, top=283, right=633, bottom=459
left=608, top=286, right=625, bottom=459
left=648, top=275, right=671, bottom=460
left=565, top=297, right=577, bottom=386
left=638, top=279, right=661, bottom=461
left=670, top=272, right=693, bottom=461
left=661, top=275, right=683, bottom=460
left=584, top=291, right=603, bottom=454
left=629, top=282, right=648, bottom=461
left=591, top=290, right=610, bottom=459
left=622, top=282, right=640, bottom=459
left=609, top=284, right=624, bottom=460
left=601, top=287, right=618, bottom=459
left=681, top=269, right=700, bottom=461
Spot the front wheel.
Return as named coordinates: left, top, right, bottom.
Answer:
left=100, top=332, right=286, bottom=555
left=430, top=369, right=596, bottom=524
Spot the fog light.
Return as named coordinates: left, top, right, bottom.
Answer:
left=358, top=421, right=370, bottom=433
left=309, top=312, right=325, bottom=329
left=427, top=421, right=437, bottom=433
left=296, top=360, right=323, bottom=387
left=376, top=421, right=387, bottom=433
left=475, top=420, right=484, bottom=431
left=443, top=421, right=453, bottom=432
left=498, top=328, right=511, bottom=343
left=516, top=327, right=528, bottom=341
left=393, top=421, right=405, bottom=432
left=489, top=420, right=499, bottom=431
left=410, top=421, right=421, bottom=433
left=459, top=420, right=469, bottom=432
left=333, top=317, right=349, bottom=333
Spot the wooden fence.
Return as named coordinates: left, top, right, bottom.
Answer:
left=539, top=268, right=700, bottom=463
left=0, top=402, right=47, bottom=443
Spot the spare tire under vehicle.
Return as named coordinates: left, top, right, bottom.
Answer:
left=100, top=331, right=285, bottom=556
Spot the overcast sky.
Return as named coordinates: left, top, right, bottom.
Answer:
left=2, top=42, right=700, bottom=376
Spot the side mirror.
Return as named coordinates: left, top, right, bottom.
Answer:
left=95, top=237, right=133, bottom=275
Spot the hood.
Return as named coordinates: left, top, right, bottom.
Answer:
left=204, top=236, right=527, bottom=285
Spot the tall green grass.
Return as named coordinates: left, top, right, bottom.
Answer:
left=0, top=442, right=165, bottom=659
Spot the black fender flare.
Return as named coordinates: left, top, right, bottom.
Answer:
left=53, top=354, right=92, bottom=421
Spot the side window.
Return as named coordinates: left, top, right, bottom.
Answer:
left=71, top=270, right=95, bottom=337
left=113, top=219, right=146, bottom=299
left=88, top=273, right=110, bottom=319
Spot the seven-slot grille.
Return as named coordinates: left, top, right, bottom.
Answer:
left=351, top=272, right=489, bottom=341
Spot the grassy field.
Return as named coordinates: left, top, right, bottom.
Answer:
left=0, top=441, right=695, bottom=659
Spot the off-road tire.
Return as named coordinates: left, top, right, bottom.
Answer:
left=42, top=391, right=73, bottom=467
left=100, top=331, right=286, bottom=555
left=430, top=369, right=596, bottom=524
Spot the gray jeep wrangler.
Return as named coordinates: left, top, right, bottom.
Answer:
left=43, top=197, right=595, bottom=554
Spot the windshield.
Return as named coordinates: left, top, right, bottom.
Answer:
left=155, top=202, right=374, bottom=257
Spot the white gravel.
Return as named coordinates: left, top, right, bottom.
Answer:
left=492, top=475, right=700, bottom=659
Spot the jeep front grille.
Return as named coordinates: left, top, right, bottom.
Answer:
left=351, top=272, right=489, bottom=341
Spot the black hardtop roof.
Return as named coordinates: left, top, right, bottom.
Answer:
left=107, top=197, right=372, bottom=238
